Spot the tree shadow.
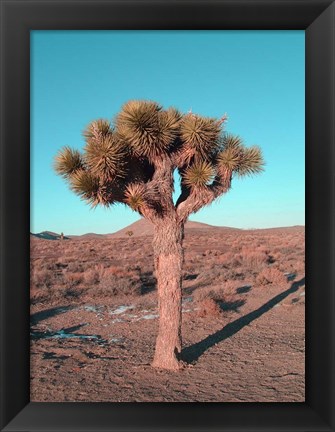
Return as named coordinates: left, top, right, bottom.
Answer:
left=183, top=273, right=198, bottom=281
left=30, top=305, right=73, bottom=326
left=183, top=281, right=208, bottom=295
left=218, top=298, right=246, bottom=312
left=43, top=352, right=70, bottom=360
left=236, top=285, right=252, bottom=294
left=181, top=277, right=305, bottom=364
left=30, top=323, right=87, bottom=340
left=30, top=323, right=108, bottom=345
left=140, top=271, right=157, bottom=295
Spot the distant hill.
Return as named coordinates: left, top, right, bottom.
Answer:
left=251, top=226, right=305, bottom=234
left=30, top=223, right=304, bottom=240
left=30, top=231, right=70, bottom=241
left=109, top=218, right=238, bottom=238
left=68, top=233, right=106, bottom=240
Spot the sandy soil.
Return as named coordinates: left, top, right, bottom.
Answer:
left=30, top=225, right=305, bottom=402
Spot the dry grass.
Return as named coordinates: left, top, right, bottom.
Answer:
left=194, top=281, right=246, bottom=317
left=30, top=226, right=305, bottom=309
left=256, top=267, right=288, bottom=286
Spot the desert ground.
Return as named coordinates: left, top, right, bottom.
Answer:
left=30, top=220, right=305, bottom=402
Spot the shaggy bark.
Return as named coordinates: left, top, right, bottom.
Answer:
left=152, top=217, right=184, bottom=370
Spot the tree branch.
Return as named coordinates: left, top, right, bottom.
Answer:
left=145, top=156, right=175, bottom=217
left=139, top=204, right=161, bottom=224
left=175, top=181, right=190, bottom=207
left=176, top=173, right=231, bottom=222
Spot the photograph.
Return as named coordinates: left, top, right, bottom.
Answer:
left=30, top=30, right=305, bottom=402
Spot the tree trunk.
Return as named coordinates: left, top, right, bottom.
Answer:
left=151, top=217, right=184, bottom=370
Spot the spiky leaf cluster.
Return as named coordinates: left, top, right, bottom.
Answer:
left=83, top=119, right=128, bottom=181
left=183, top=160, right=214, bottom=188
left=84, top=132, right=127, bottom=181
left=69, top=169, right=101, bottom=207
left=180, top=114, right=221, bottom=160
left=236, top=145, right=264, bottom=177
left=83, top=119, right=111, bottom=140
left=217, top=134, right=244, bottom=173
left=54, top=100, right=264, bottom=214
left=116, top=100, right=180, bottom=160
left=217, top=147, right=241, bottom=171
left=217, top=134, right=264, bottom=178
left=54, top=147, right=84, bottom=178
left=124, top=183, right=147, bottom=211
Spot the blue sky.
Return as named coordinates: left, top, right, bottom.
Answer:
left=31, top=31, right=305, bottom=235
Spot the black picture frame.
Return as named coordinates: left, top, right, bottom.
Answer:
left=1, top=0, right=334, bottom=431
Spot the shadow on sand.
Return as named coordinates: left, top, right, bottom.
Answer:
left=181, top=277, right=305, bottom=364
left=30, top=305, right=73, bottom=325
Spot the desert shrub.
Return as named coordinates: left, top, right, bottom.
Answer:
left=66, top=262, right=84, bottom=273
left=194, top=281, right=237, bottom=303
left=254, top=244, right=273, bottom=255
left=256, top=267, right=287, bottom=285
left=36, top=260, right=58, bottom=271
left=63, top=272, right=83, bottom=286
left=217, top=252, right=235, bottom=266
left=195, top=282, right=245, bottom=317
left=55, top=261, right=68, bottom=270
left=194, top=286, right=225, bottom=303
left=64, top=286, right=85, bottom=299
left=224, top=280, right=242, bottom=293
left=32, top=269, right=51, bottom=288
left=231, top=255, right=242, bottom=268
left=95, top=271, right=142, bottom=297
left=195, top=267, right=247, bottom=288
left=240, top=248, right=268, bottom=269
left=30, top=287, right=51, bottom=305
left=83, top=268, right=100, bottom=285
left=270, top=251, right=282, bottom=263
left=204, top=249, right=221, bottom=257
left=195, top=269, right=222, bottom=287
left=197, top=298, right=222, bottom=318
left=223, top=267, right=246, bottom=281
left=62, top=246, right=75, bottom=255
left=96, top=265, right=140, bottom=280
left=59, top=272, right=85, bottom=300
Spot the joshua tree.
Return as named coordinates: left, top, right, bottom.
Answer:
left=54, top=100, right=264, bottom=370
left=126, top=230, right=134, bottom=238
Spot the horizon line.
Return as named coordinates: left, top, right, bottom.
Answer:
left=31, top=221, right=305, bottom=237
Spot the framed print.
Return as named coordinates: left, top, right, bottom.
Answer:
left=1, top=0, right=334, bottom=431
